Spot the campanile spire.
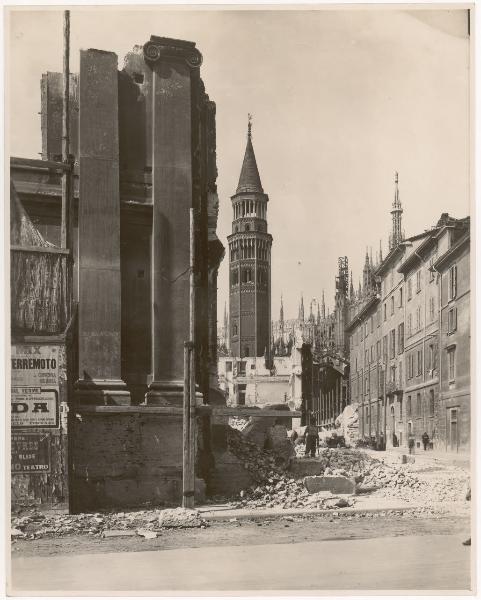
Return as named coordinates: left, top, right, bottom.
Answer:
left=228, top=118, right=272, bottom=358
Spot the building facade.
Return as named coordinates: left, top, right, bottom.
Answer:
left=347, top=173, right=470, bottom=452
left=228, top=119, right=272, bottom=358
left=433, top=223, right=470, bottom=451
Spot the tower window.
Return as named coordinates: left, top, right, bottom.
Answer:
left=245, top=224, right=250, bottom=232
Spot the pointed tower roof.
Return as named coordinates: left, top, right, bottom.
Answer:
left=236, top=115, right=264, bottom=194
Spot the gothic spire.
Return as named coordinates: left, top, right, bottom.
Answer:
left=349, top=271, right=355, bottom=300
left=298, top=294, right=305, bottom=322
left=389, top=171, right=404, bottom=250
left=280, top=294, right=284, bottom=324
left=321, top=290, right=326, bottom=319
left=236, top=114, right=264, bottom=194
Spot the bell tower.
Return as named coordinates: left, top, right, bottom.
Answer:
left=228, top=116, right=272, bottom=358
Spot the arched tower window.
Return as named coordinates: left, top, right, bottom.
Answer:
left=245, top=224, right=250, bottom=232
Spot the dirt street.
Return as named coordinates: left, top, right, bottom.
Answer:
left=11, top=512, right=470, bottom=558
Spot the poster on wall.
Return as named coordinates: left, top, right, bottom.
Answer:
left=11, top=345, right=59, bottom=387
left=11, top=432, right=51, bottom=473
left=11, top=388, right=59, bottom=428
left=11, top=345, right=60, bottom=428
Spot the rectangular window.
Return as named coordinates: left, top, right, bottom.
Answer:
left=365, top=322, right=368, bottom=338
left=416, top=306, right=422, bottom=331
left=399, top=287, right=403, bottom=307
left=360, top=325, right=363, bottom=342
left=408, top=353, right=414, bottom=379
left=398, top=361, right=403, bottom=387
left=390, top=296, right=394, bottom=316
left=399, top=397, right=403, bottom=419
left=390, top=365, right=396, bottom=384
left=389, top=329, right=396, bottom=360
left=238, top=361, right=246, bottom=375
left=377, top=308, right=381, bottom=328
left=382, top=335, right=388, bottom=364
left=398, top=322, right=404, bottom=354
left=376, top=340, right=381, bottom=360
left=417, top=349, right=423, bottom=376
left=370, top=345, right=374, bottom=362
left=416, top=393, right=421, bottom=417
left=407, top=279, right=412, bottom=300
left=448, top=265, right=457, bottom=301
left=429, top=390, right=435, bottom=416
left=416, top=270, right=421, bottom=293
left=383, top=303, right=387, bottom=322
left=448, top=347, right=456, bottom=380
left=407, top=396, right=412, bottom=417
left=448, top=307, right=457, bottom=334
left=226, top=361, right=232, bottom=372
left=407, top=314, right=412, bottom=336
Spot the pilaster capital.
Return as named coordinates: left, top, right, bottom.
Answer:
left=143, top=36, right=203, bottom=69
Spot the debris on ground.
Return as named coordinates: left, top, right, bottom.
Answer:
left=224, top=428, right=468, bottom=512
left=225, top=428, right=356, bottom=510
left=228, top=416, right=249, bottom=432
left=10, top=505, right=206, bottom=541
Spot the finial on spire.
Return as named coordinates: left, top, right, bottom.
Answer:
left=395, top=171, right=398, bottom=185
left=247, top=113, right=253, bottom=139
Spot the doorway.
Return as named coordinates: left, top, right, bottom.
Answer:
left=448, top=407, right=459, bottom=452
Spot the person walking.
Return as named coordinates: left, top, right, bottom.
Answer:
left=421, top=431, right=429, bottom=451
left=408, top=433, right=415, bottom=455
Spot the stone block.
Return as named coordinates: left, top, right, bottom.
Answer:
left=288, top=458, right=327, bottom=478
left=303, top=475, right=356, bottom=495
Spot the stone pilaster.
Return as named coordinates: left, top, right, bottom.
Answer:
left=75, top=49, right=130, bottom=406
left=142, top=36, right=202, bottom=406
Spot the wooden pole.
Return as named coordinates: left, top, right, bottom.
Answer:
left=61, top=10, right=70, bottom=250
left=182, top=341, right=191, bottom=508
left=188, top=208, right=196, bottom=508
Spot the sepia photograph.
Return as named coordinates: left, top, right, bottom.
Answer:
left=6, top=4, right=474, bottom=594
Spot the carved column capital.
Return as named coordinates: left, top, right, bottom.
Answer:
left=143, top=36, right=202, bottom=69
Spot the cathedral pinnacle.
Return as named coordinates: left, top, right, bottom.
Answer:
left=389, top=171, right=404, bottom=249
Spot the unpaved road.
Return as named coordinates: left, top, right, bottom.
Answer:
left=11, top=512, right=470, bottom=557
left=10, top=530, right=471, bottom=592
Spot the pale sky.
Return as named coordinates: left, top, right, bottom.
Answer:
left=8, top=7, right=470, bottom=324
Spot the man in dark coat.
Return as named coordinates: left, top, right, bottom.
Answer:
left=422, top=431, right=430, bottom=451
left=304, top=424, right=318, bottom=458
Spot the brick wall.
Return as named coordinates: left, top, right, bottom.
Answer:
left=71, top=411, right=205, bottom=511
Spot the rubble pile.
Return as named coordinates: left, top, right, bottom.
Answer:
left=11, top=507, right=206, bottom=540
left=368, top=465, right=468, bottom=505
left=226, top=432, right=468, bottom=511
left=226, top=428, right=355, bottom=510
left=228, top=416, right=250, bottom=432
